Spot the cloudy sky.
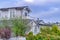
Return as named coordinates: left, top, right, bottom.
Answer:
left=0, top=0, right=60, bottom=22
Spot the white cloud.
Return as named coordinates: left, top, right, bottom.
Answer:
left=0, top=0, right=60, bottom=7
left=24, top=0, right=34, bottom=3
left=31, top=7, right=60, bottom=18
left=0, top=0, right=19, bottom=8
left=13, top=0, right=60, bottom=6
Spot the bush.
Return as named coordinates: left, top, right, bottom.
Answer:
left=0, top=26, right=11, bottom=39
left=52, top=25, right=59, bottom=33
left=26, top=25, right=60, bottom=40
left=11, top=18, right=31, bottom=37
left=26, top=32, right=34, bottom=40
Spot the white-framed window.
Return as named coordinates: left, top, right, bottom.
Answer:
left=10, top=9, right=15, bottom=18
left=5, top=15, right=8, bottom=19
left=25, top=12, right=27, bottom=16
left=0, top=13, right=1, bottom=17
left=23, top=8, right=28, bottom=17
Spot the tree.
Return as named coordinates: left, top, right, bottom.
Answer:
left=11, top=18, right=31, bottom=36
left=52, top=25, right=59, bottom=33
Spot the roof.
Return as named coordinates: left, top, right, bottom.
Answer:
left=0, top=6, right=31, bottom=12
left=22, top=19, right=53, bottom=26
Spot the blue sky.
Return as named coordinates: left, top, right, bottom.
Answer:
left=0, top=0, right=60, bottom=23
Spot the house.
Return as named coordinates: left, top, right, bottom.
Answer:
left=0, top=6, right=39, bottom=35
left=0, top=6, right=31, bottom=20
left=27, top=18, right=53, bottom=35
left=25, top=19, right=41, bottom=35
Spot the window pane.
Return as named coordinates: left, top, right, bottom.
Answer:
left=25, top=13, right=27, bottom=16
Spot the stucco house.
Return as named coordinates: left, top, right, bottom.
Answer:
left=0, top=6, right=41, bottom=35
left=25, top=19, right=43, bottom=35
left=0, top=6, right=30, bottom=20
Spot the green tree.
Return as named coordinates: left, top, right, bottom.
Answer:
left=11, top=18, right=31, bottom=36
left=52, top=25, right=59, bottom=33
left=26, top=32, right=35, bottom=40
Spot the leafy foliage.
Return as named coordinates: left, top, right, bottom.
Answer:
left=52, top=25, right=59, bottom=33
left=11, top=18, right=31, bottom=36
left=0, top=26, right=11, bottom=39
left=26, top=25, right=60, bottom=40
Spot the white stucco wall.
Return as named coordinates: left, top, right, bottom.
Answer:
left=29, top=21, right=40, bottom=35
left=0, top=10, right=9, bottom=20
left=0, top=8, right=29, bottom=20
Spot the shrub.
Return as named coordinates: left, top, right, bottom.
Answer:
left=26, top=25, right=60, bottom=40
left=26, top=32, right=35, bottom=40
left=52, top=25, right=59, bottom=33
left=11, top=18, right=31, bottom=37
left=0, top=26, right=11, bottom=39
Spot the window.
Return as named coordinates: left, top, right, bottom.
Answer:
left=10, top=9, right=15, bottom=18
left=12, top=11, right=15, bottom=17
left=25, top=12, right=27, bottom=16
left=5, top=15, right=8, bottom=19
left=10, top=11, right=13, bottom=18
left=0, top=13, right=1, bottom=17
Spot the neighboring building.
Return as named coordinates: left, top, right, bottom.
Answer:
left=0, top=6, right=31, bottom=20
left=26, top=19, right=43, bottom=35
left=52, top=22, right=60, bottom=26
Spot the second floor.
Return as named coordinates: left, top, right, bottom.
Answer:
left=0, top=6, right=31, bottom=20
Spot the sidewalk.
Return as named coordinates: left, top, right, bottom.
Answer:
left=9, top=36, right=26, bottom=40
left=0, top=37, right=26, bottom=40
